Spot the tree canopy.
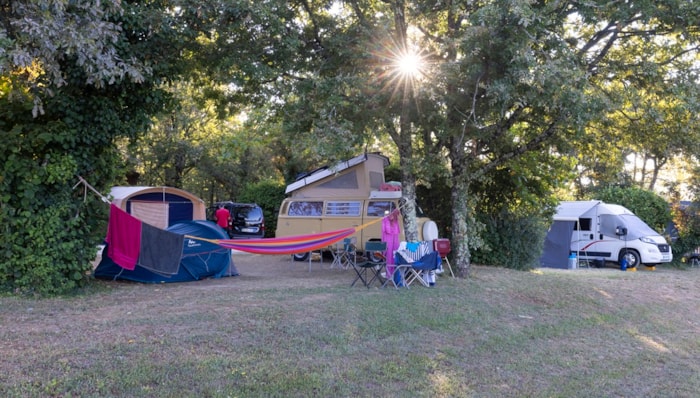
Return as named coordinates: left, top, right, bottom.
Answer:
left=2, top=0, right=699, bottom=294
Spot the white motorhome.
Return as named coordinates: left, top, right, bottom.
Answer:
left=276, top=153, right=438, bottom=261
left=541, top=200, right=672, bottom=269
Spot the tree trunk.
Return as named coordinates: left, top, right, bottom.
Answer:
left=398, top=89, right=419, bottom=241
left=449, top=139, right=472, bottom=277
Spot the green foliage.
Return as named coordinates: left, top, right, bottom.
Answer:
left=471, top=211, right=549, bottom=270
left=0, top=75, right=159, bottom=294
left=590, top=186, right=671, bottom=232
left=1, top=0, right=175, bottom=295
left=1, top=0, right=147, bottom=90
left=465, top=156, right=561, bottom=269
left=668, top=201, right=700, bottom=264
left=237, top=180, right=286, bottom=238
left=0, top=201, right=104, bottom=295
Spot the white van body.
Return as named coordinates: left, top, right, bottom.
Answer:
left=556, top=201, right=672, bottom=267
left=275, top=153, right=438, bottom=260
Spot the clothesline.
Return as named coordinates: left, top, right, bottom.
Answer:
left=77, top=175, right=406, bottom=257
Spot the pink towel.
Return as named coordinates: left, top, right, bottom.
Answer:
left=106, top=204, right=142, bottom=270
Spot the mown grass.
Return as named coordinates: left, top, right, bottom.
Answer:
left=0, top=264, right=698, bottom=397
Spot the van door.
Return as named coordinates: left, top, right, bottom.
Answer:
left=573, top=217, right=595, bottom=259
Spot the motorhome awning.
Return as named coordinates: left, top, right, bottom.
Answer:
left=553, top=200, right=601, bottom=221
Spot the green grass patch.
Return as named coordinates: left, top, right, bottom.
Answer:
left=1, top=266, right=698, bottom=397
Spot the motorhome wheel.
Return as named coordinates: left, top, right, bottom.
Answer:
left=619, top=249, right=640, bottom=268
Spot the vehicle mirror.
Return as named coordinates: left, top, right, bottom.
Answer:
left=615, top=226, right=627, bottom=236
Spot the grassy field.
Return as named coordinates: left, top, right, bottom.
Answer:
left=1, top=254, right=698, bottom=397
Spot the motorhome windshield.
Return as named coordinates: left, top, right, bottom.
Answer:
left=600, top=214, right=659, bottom=240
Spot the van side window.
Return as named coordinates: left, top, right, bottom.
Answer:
left=575, top=218, right=592, bottom=231
left=367, top=200, right=396, bottom=217
left=326, top=201, right=361, bottom=216
left=288, top=201, right=323, bottom=216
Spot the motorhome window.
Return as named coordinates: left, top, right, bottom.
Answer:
left=326, top=201, right=361, bottom=216
left=367, top=200, right=396, bottom=217
left=318, top=170, right=359, bottom=189
left=575, top=218, right=592, bottom=231
left=288, top=201, right=323, bottom=216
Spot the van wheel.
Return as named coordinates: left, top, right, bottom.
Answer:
left=619, top=249, right=640, bottom=268
left=292, top=252, right=310, bottom=262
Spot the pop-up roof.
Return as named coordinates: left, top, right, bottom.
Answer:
left=285, top=153, right=391, bottom=199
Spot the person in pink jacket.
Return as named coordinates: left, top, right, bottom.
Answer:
left=382, top=209, right=401, bottom=275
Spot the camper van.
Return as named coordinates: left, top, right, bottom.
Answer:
left=541, top=200, right=672, bottom=269
left=276, top=153, right=439, bottom=261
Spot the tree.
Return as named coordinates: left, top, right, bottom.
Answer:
left=574, top=58, right=700, bottom=195
left=400, top=0, right=699, bottom=276
left=0, top=0, right=149, bottom=108
left=0, top=0, right=191, bottom=294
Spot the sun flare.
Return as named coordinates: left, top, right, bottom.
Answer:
left=395, top=51, right=424, bottom=79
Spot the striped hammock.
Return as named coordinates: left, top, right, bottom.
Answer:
left=187, top=227, right=356, bottom=255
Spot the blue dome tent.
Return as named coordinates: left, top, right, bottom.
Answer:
left=95, top=220, right=239, bottom=283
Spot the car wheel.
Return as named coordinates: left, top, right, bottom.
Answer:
left=292, top=252, right=310, bottom=262
left=619, top=249, right=640, bottom=268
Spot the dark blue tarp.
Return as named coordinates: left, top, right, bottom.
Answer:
left=94, top=220, right=239, bottom=283
left=539, top=220, right=575, bottom=269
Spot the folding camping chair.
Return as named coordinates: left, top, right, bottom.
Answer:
left=393, top=241, right=439, bottom=287
left=329, top=238, right=355, bottom=269
left=382, top=257, right=412, bottom=289
left=341, top=237, right=357, bottom=269
left=351, top=241, right=386, bottom=289
left=404, top=251, right=439, bottom=286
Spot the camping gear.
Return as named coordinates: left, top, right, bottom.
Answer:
left=203, top=227, right=356, bottom=255
left=351, top=241, right=387, bottom=289
left=392, top=241, right=439, bottom=287
left=95, top=220, right=237, bottom=283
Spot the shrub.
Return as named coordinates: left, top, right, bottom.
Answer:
left=471, top=211, right=549, bottom=270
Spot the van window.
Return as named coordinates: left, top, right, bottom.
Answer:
left=288, top=201, right=324, bottom=216
left=575, top=218, right=592, bottom=231
left=369, top=171, right=384, bottom=189
left=367, top=200, right=397, bottom=217
left=326, top=201, right=362, bottom=216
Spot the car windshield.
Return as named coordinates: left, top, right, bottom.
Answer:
left=234, top=206, right=262, bottom=220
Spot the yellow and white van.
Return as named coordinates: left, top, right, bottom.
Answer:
left=275, top=153, right=438, bottom=261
